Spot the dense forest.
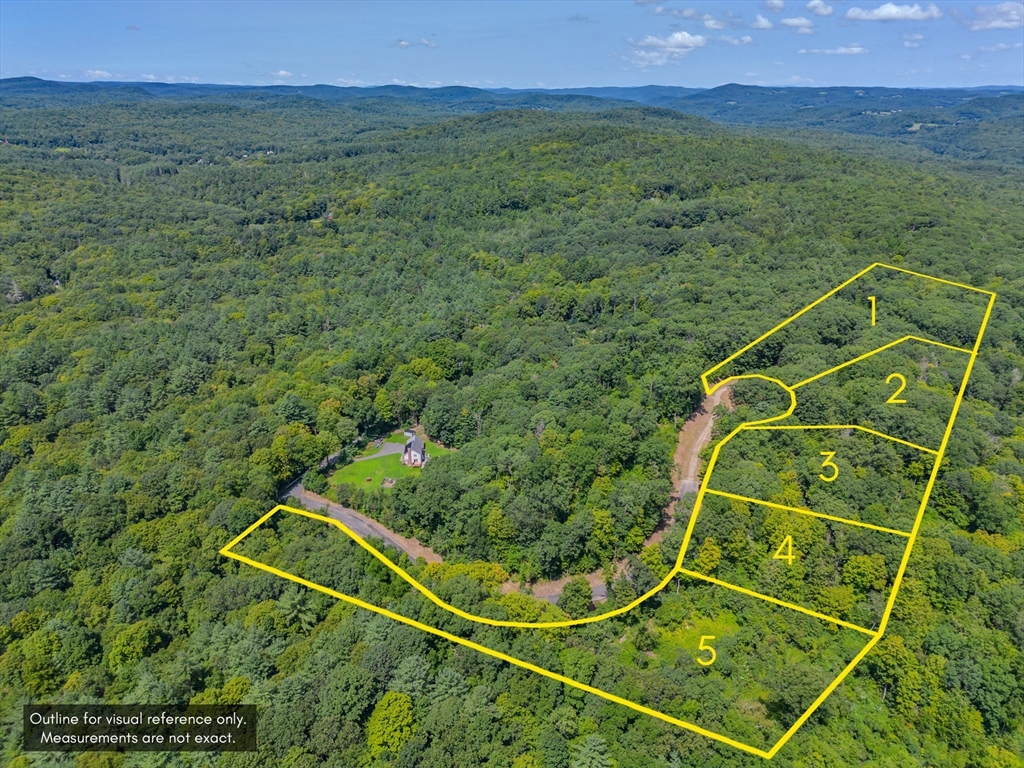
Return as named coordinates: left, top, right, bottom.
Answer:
left=0, top=80, right=1022, bottom=767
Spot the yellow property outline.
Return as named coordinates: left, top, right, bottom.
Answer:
left=222, top=263, right=995, bottom=759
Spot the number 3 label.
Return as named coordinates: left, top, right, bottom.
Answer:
left=819, top=451, right=839, bottom=482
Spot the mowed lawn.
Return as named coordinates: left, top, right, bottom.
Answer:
left=331, top=434, right=451, bottom=488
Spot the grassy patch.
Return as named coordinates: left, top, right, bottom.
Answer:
left=331, top=436, right=451, bottom=488
left=653, top=612, right=741, bottom=666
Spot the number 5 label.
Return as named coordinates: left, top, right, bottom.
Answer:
left=697, top=635, right=716, bottom=666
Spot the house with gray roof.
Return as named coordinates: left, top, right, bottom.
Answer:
left=402, top=434, right=427, bottom=467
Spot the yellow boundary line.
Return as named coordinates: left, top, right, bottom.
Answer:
left=701, top=262, right=990, bottom=394
left=875, top=289, right=996, bottom=638
left=222, top=263, right=995, bottom=760
left=701, top=262, right=878, bottom=393
left=766, top=632, right=882, bottom=758
left=879, top=263, right=996, bottom=296
left=226, top=504, right=678, bottom=629
left=670, top=263, right=992, bottom=757
left=738, top=424, right=939, bottom=456
left=220, top=543, right=775, bottom=759
left=765, top=278, right=995, bottom=758
left=790, top=334, right=972, bottom=390
left=702, top=489, right=913, bottom=537
left=677, top=568, right=878, bottom=635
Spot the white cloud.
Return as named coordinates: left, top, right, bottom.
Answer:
left=967, top=2, right=1024, bottom=30
left=85, top=69, right=112, bottom=78
left=420, top=38, right=437, bottom=47
left=721, top=34, right=755, bottom=44
left=903, top=32, right=924, bottom=46
left=651, top=6, right=699, bottom=18
left=751, top=13, right=774, bottom=28
left=960, top=53, right=973, bottom=59
left=704, top=16, right=727, bottom=29
left=788, top=74, right=814, bottom=82
left=270, top=70, right=293, bottom=77
left=806, top=0, right=834, bottom=15
left=799, top=43, right=870, bottom=53
left=796, top=26, right=814, bottom=33
left=781, top=16, right=814, bottom=27
left=630, top=30, right=707, bottom=65
left=904, top=40, right=920, bottom=46
left=980, top=40, right=1024, bottom=50
left=396, top=39, right=413, bottom=48
left=766, top=0, right=785, bottom=11
left=136, top=74, right=198, bottom=84
left=846, top=3, right=942, bottom=21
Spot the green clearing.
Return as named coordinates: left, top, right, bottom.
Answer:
left=651, top=612, right=741, bottom=666
left=332, top=436, right=451, bottom=488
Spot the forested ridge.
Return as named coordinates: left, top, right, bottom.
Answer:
left=5, top=77, right=1020, bottom=168
left=0, top=86, right=1022, bottom=767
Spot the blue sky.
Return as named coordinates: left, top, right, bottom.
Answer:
left=1, top=1, right=1021, bottom=88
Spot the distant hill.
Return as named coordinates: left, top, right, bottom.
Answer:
left=2, top=77, right=1020, bottom=165
left=666, top=83, right=1021, bottom=122
left=0, top=77, right=631, bottom=114
left=663, top=84, right=1024, bottom=166
left=486, top=85, right=704, bottom=107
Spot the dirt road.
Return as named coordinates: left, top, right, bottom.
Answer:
left=507, top=386, right=733, bottom=604
left=283, top=481, right=441, bottom=563
left=645, top=385, right=733, bottom=547
left=285, top=387, right=730, bottom=605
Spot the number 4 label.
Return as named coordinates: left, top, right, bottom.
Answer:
left=774, top=535, right=796, bottom=565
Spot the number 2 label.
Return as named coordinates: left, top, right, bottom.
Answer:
left=886, top=373, right=907, bottom=404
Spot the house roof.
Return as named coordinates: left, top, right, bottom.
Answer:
left=406, top=435, right=425, bottom=454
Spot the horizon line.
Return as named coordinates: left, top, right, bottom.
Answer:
left=3, top=76, right=1023, bottom=92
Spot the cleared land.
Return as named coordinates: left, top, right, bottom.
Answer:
left=331, top=433, right=451, bottom=487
